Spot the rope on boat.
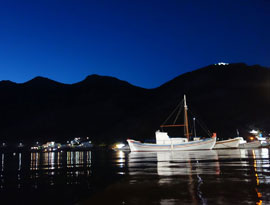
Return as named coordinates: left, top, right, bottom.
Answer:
left=161, top=99, right=184, bottom=131
left=173, top=101, right=183, bottom=125
left=188, top=107, right=212, bottom=138
left=160, top=98, right=212, bottom=138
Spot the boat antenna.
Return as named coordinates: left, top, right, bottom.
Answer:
left=188, top=107, right=212, bottom=137
left=193, top=117, right=197, bottom=138
left=236, top=129, right=240, bottom=137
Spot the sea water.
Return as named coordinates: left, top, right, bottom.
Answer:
left=0, top=149, right=269, bottom=204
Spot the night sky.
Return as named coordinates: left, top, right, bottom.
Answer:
left=0, top=0, right=269, bottom=88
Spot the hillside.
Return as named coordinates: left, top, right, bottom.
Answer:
left=0, top=63, right=269, bottom=144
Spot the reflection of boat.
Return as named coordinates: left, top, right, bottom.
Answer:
left=215, top=148, right=248, bottom=159
left=127, top=150, right=220, bottom=205
left=127, top=95, right=216, bottom=151
left=128, top=150, right=220, bottom=176
left=256, top=136, right=269, bottom=147
left=238, top=137, right=261, bottom=148
left=214, top=137, right=241, bottom=149
left=156, top=151, right=219, bottom=176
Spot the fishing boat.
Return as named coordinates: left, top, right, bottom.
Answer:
left=213, top=137, right=241, bottom=149
left=238, top=137, right=261, bottom=148
left=233, top=129, right=262, bottom=148
left=127, top=95, right=216, bottom=152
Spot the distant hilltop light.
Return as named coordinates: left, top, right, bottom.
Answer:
left=215, top=62, right=229, bottom=66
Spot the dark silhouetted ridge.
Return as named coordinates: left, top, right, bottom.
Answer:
left=76, top=74, right=139, bottom=89
left=0, top=63, right=269, bottom=144
left=0, top=80, right=17, bottom=87
left=23, top=76, right=64, bottom=87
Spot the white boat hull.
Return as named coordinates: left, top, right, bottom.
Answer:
left=214, top=138, right=240, bottom=149
left=127, top=137, right=216, bottom=152
left=239, top=140, right=261, bottom=148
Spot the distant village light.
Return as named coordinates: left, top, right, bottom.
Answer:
left=215, top=62, right=229, bottom=66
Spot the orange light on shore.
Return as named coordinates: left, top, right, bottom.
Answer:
left=250, top=136, right=254, bottom=140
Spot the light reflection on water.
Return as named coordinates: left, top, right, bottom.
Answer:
left=1, top=153, right=4, bottom=172
left=0, top=150, right=95, bottom=204
left=29, top=151, right=92, bottom=171
left=123, top=148, right=270, bottom=205
left=0, top=151, right=93, bottom=191
left=0, top=149, right=270, bottom=205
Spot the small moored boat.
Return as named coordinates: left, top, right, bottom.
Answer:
left=127, top=95, right=216, bottom=152
left=238, top=137, right=261, bottom=148
left=214, top=137, right=241, bottom=149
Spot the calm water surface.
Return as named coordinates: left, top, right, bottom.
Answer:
left=0, top=149, right=269, bottom=204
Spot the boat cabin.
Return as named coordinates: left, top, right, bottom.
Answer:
left=155, top=130, right=188, bottom=145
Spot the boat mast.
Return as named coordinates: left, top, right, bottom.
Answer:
left=184, top=95, right=190, bottom=141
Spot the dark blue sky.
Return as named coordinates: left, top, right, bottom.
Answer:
left=0, top=0, right=269, bottom=88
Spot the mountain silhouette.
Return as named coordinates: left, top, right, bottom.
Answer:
left=0, top=63, right=269, bottom=144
